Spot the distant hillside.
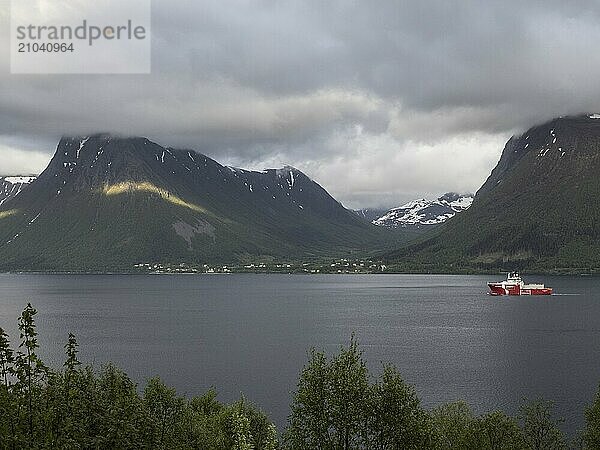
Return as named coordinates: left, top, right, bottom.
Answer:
left=384, top=115, right=600, bottom=273
left=0, top=135, right=407, bottom=271
left=372, top=193, right=473, bottom=230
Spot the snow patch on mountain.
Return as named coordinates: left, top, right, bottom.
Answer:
left=76, top=137, right=89, bottom=159
left=0, top=176, right=37, bottom=206
left=3, top=176, right=36, bottom=184
left=274, top=166, right=299, bottom=190
left=372, top=193, right=473, bottom=229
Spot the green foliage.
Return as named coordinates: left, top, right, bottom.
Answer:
left=476, top=411, right=526, bottom=450
left=229, top=409, right=253, bottom=450
left=285, top=336, right=432, bottom=450
left=285, top=339, right=589, bottom=450
left=286, top=348, right=332, bottom=448
left=519, top=399, right=567, bottom=450
left=13, top=303, right=48, bottom=448
left=431, top=401, right=479, bottom=449
left=144, top=377, right=185, bottom=448
left=327, top=335, right=369, bottom=449
left=0, top=327, right=13, bottom=384
left=0, top=326, right=16, bottom=448
left=64, top=332, right=81, bottom=372
left=366, top=365, right=434, bottom=449
left=584, top=384, right=600, bottom=449
left=431, top=404, right=526, bottom=450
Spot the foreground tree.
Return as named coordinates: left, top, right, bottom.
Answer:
left=327, top=335, right=369, bottom=449
left=286, top=348, right=334, bottom=449
left=0, top=327, right=16, bottom=448
left=583, top=384, right=600, bottom=449
left=286, top=337, right=435, bottom=450
left=144, top=377, right=185, bottom=448
left=14, top=303, right=48, bottom=447
left=520, top=399, right=567, bottom=450
left=286, top=336, right=370, bottom=450
left=476, top=411, right=525, bottom=450
left=431, top=401, right=479, bottom=449
left=366, top=365, right=433, bottom=449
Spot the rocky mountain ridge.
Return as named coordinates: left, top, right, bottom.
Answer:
left=0, top=135, right=403, bottom=271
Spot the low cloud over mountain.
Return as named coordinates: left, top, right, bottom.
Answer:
left=2, top=1, right=600, bottom=207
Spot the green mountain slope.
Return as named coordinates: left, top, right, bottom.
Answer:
left=0, top=135, right=407, bottom=271
left=385, top=115, right=600, bottom=273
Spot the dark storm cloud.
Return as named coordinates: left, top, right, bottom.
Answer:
left=154, top=0, right=600, bottom=119
left=2, top=0, right=600, bottom=207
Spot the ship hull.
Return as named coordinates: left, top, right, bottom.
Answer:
left=488, top=283, right=552, bottom=296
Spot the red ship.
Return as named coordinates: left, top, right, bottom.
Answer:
left=487, top=272, right=553, bottom=296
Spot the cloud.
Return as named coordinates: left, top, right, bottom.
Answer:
left=1, top=0, right=600, bottom=207
left=222, top=125, right=506, bottom=209
left=0, top=142, right=49, bottom=176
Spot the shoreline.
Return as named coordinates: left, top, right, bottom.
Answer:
left=1, top=270, right=597, bottom=276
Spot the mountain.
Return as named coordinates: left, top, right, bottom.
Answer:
left=385, top=114, right=600, bottom=273
left=0, top=176, right=36, bottom=206
left=0, top=135, right=402, bottom=271
left=371, top=193, right=473, bottom=229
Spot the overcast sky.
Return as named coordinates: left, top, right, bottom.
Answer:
left=2, top=0, right=600, bottom=208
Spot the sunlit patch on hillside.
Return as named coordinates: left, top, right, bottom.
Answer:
left=101, top=182, right=207, bottom=213
left=0, top=209, right=18, bottom=219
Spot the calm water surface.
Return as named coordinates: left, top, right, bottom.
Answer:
left=0, top=273, right=599, bottom=435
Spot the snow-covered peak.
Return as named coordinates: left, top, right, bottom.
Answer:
left=392, top=198, right=429, bottom=211
left=372, top=193, right=474, bottom=229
